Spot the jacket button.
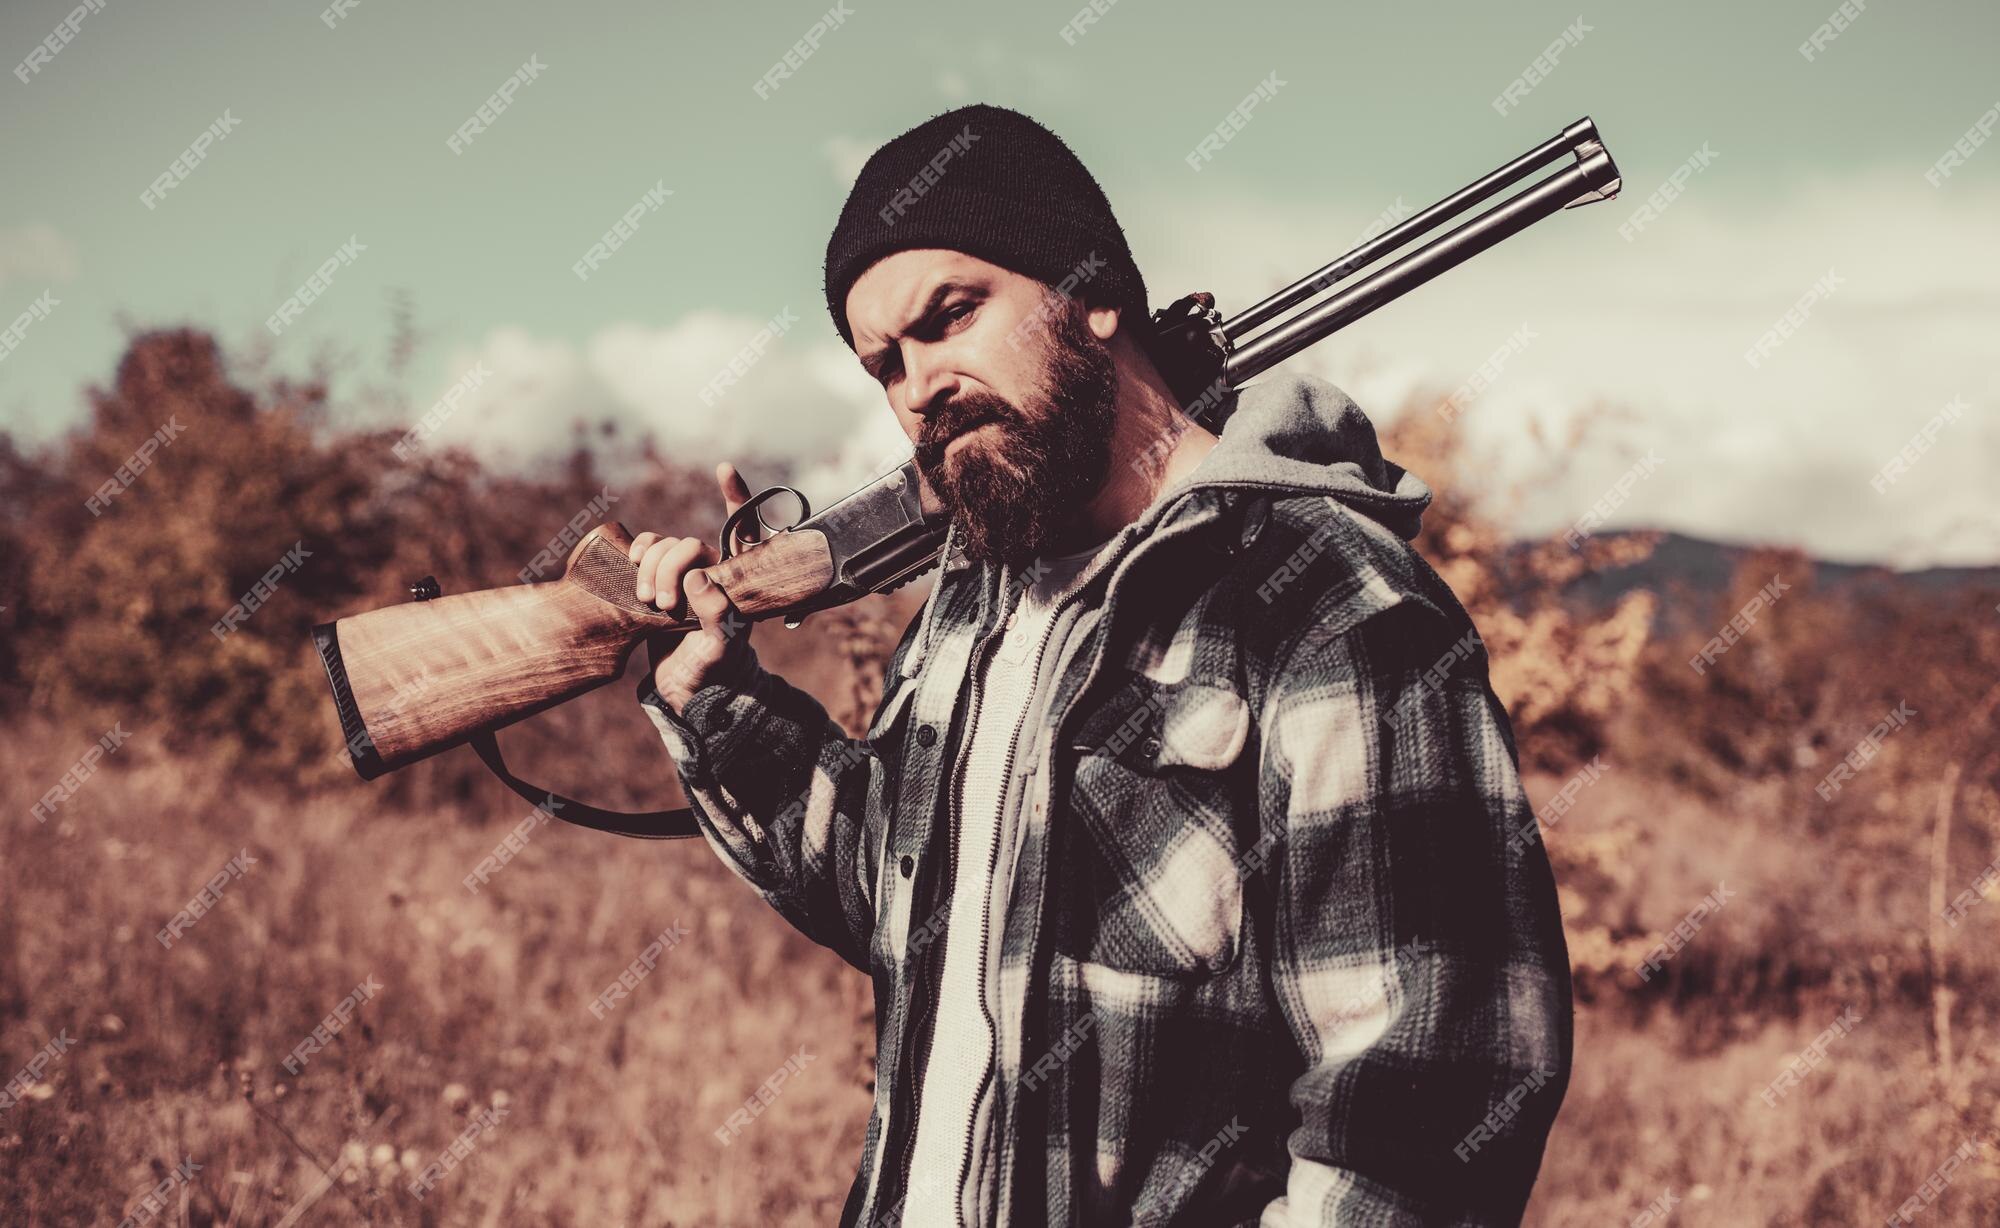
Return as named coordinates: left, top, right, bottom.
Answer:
left=899, top=855, right=914, bottom=878
left=916, top=724, right=938, bottom=748
left=1238, top=497, right=1271, bottom=550
left=1140, top=734, right=1163, bottom=760
left=712, top=706, right=733, bottom=730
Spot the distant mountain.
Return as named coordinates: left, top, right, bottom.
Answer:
left=1519, top=530, right=2000, bottom=630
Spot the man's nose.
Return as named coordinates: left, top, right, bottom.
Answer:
left=901, top=350, right=960, bottom=418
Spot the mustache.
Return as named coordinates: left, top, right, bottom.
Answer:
left=914, top=393, right=1021, bottom=460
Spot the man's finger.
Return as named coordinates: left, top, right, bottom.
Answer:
left=644, top=536, right=700, bottom=608
left=650, top=537, right=709, bottom=612
left=684, top=569, right=745, bottom=644
left=628, top=530, right=661, bottom=566
left=718, top=461, right=764, bottom=551
left=718, top=461, right=753, bottom=514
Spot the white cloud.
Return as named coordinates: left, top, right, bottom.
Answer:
left=0, top=224, right=79, bottom=289
left=1128, top=172, right=2000, bottom=567
left=423, top=309, right=902, bottom=512
left=910, top=35, right=1083, bottom=104
left=821, top=135, right=877, bottom=189
left=424, top=174, right=1997, bottom=569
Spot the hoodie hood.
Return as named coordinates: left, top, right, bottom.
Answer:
left=908, top=373, right=1431, bottom=677
left=935, top=372, right=1430, bottom=575
left=1165, top=372, right=1432, bottom=540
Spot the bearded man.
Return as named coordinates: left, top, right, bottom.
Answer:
left=626, top=103, right=1571, bottom=1227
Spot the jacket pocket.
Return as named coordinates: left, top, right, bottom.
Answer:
left=1055, top=677, right=1251, bottom=976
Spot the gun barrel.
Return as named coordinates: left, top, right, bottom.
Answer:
left=1224, top=132, right=1620, bottom=384
left=1225, top=117, right=1616, bottom=344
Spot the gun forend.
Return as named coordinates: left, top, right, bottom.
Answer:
left=314, top=521, right=835, bottom=778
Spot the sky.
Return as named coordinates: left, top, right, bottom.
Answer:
left=2, top=0, right=1995, bottom=566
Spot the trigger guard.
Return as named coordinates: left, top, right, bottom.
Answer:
left=720, top=485, right=812, bottom=559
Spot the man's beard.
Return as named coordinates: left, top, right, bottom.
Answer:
left=912, top=300, right=1118, bottom=570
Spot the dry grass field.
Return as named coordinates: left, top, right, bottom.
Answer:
left=3, top=329, right=1997, bottom=1224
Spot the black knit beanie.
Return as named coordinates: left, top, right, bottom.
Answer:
left=822, top=104, right=1150, bottom=349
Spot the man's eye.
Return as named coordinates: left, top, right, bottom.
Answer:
left=946, top=301, right=976, bottom=323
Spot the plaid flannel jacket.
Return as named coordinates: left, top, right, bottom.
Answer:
left=641, top=373, right=1572, bottom=1226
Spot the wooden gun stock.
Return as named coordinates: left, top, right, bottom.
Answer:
left=314, top=521, right=833, bottom=778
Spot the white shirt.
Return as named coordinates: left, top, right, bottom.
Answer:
left=902, top=532, right=1117, bottom=1225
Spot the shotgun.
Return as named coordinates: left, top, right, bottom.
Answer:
left=314, top=117, right=1621, bottom=830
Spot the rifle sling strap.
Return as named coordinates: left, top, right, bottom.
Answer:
left=470, top=731, right=701, bottom=840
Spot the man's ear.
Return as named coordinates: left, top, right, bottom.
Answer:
left=1085, top=300, right=1122, bottom=342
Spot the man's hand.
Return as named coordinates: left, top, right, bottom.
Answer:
left=629, top=462, right=757, bottom=715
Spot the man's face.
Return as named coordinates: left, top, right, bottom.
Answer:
left=845, top=249, right=1119, bottom=568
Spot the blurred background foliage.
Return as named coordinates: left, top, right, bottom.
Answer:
left=1, top=328, right=1997, bottom=1224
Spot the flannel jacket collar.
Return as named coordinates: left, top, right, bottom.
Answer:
left=911, top=372, right=1433, bottom=676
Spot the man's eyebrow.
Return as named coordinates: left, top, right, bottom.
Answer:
left=859, top=279, right=976, bottom=375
